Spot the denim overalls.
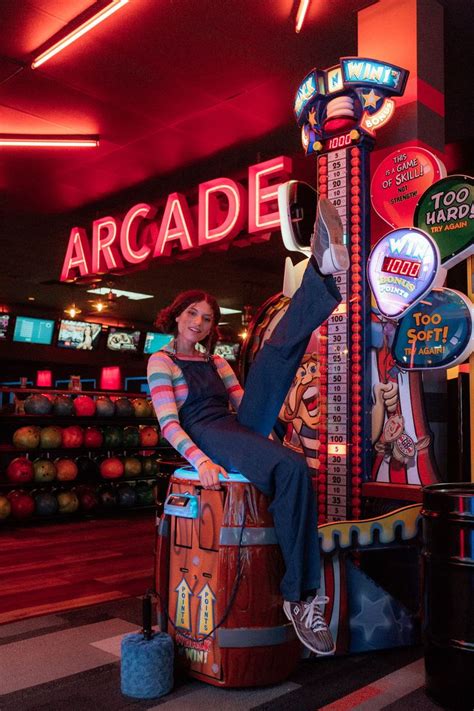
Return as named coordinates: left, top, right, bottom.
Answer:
left=171, top=264, right=341, bottom=602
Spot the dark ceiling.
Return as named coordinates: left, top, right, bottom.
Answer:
left=0, top=0, right=472, bottom=333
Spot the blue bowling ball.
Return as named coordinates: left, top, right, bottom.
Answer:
left=53, top=395, right=74, bottom=417
left=117, top=484, right=137, bottom=508
left=34, top=491, right=58, bottom=516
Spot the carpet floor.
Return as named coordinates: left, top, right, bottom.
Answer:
left=0, top=596, right=453, bottom=711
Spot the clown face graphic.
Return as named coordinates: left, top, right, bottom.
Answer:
left=280, top=352, right=321, bottom=430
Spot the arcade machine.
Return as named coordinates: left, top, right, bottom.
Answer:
left=240, top=57, right=473, bottom=654
left=154, top=57, right=473, bottom=681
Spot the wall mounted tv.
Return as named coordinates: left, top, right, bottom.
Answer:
left=143, top=332, right=173, bottom=354
left=0, top=314, right=10, bottom=340
left=57, top=320, right=102, bottom=350
left=106, top=328, right=141, bottom=352
left=213, top=341, right=241, bottom=361
left=13, top=316, right=55, bottom=345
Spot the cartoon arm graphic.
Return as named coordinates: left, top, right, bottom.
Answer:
left=371, top=380, right=399, bottom=445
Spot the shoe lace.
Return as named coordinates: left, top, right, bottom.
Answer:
left=301, top=595, right=329, bottom=632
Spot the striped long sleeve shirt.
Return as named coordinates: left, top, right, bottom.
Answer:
left=147, top=347, right=244, bottom=469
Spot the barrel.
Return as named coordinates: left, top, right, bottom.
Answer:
left=421, top=483, right=474, bottom=709
left=157, top=466, right=300, bottom=687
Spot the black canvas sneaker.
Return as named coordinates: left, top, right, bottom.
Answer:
left=283, top=594, right=335, bottom=655
left=311, top=198, right=350, bottom=274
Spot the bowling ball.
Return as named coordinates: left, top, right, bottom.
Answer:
left=7, top=490, right=35, bottom=520
left=62, top=425, right=84, bottom=448
left=117, top=484, right=137, bottom=508
left=13, top=426, right=41, bottom=450
left=33, top=458, right=57, bottom=482
left=56, top=490, right=80, bottom=514
left=75, top=456, right=99, bottom=479
left=34, top=491, right=58, bottom=516
left=122, top=426, right=140, bottom=448
left=135, top=481, right=155, bottom=506
left=123, top=456, right=142, bottom=477
left=139, top=426, right=159, bottom=447
left=6, top=457, right=34, bottom=483
left=24, top=394, right=52, bottom=415
left=98, top=484, right=117, bottom=508
left=131, top=398, right=151, bottom=418
left=100, top=457, right=124, bottom=479
left=141, top=456, right=159, bottom=475
left=83, top=427, right=103, bottom=448
left=40, top=426, right=63, bottom=449
left=0, top=495, right=11, bottom=519
left=55, top=457, right=78, bottom=481
left=73, top=395, right=96, bottom=417
left=95, top=396, right=115, bottom=417
left=76, top=485, right=99, bottom=511
left=103, top=426, right=122, bottom=448
left=114, top=397, right=134, bottom=417
left=53, top=394, right=74, bottom=416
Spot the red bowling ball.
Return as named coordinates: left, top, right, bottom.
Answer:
left=7, top=490, right=35, bottom=520
left=6, top=457, right=34, bottom=484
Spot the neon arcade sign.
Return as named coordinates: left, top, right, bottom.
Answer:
left=60, top=156, right=292, bottom=282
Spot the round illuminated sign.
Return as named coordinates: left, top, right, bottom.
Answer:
left=371, top=146, right=446, bottom=228
left=414, top=174, right=474, bottom=268
left=367, top=227, right=443, bottom=319
left=392, top=288, right=474, bottom=369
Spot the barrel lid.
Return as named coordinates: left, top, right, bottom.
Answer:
left=172, top=466, right=250, bottom=483
left=422, top=483, right=474, bottom=516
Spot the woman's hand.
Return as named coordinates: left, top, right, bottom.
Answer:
left=197, top=459, right=229, bottom=490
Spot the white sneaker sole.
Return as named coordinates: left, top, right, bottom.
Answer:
left=317, top=199, right=350, bottom=274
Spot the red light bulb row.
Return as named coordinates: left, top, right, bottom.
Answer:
left=317, top=158, right=329, bottom=523
left=349, top=147, right=363, bottom=519
left=317, top=323, right=329, bottom=524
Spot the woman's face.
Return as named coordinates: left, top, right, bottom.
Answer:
left=175, top=300, right=214, bottom=346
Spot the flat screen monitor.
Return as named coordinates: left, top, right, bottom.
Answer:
left=106, top=328, right=141, bottom=352
left=143, top=332, right=173, bottom=354
left=13, top=316, right=55, bottom=345
left=213, top=341, right=240, bottom=361
left=57, top=320, right=102, bottom=350
left=0, top=314, right=9, bottom=340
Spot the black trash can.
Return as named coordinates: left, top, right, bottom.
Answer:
left=422, top=483, right=474, bottom=709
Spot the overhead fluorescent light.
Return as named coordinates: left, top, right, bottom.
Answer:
left=87, top=287, right=154, bottom=301
left=220, top=307, right=242, bottom=315
left=0, top=135, right=98, bottom=147
left=31, top=0, right=129, bottom=69
left=295, top=0, right=311, bottom=33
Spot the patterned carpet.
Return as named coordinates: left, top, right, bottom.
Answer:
left=0, top=597, right=449, bottom=711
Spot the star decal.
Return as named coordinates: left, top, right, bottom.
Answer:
left=308, top=107, right=317, bottom=128
left=351, top=592, right=394, bottom=641
left=362, top=89, right=381, bottom=109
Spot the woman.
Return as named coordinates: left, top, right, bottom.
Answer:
left=76, top=324, right=94, bottom=350
left=147, top=198, right=348, bottom=656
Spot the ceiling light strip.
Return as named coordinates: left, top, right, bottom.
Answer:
left=31, top=0, right=129, bottom=69
left=295, top=0, right=311, bottom=33
left=0, top=137, right=98, bottom=147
